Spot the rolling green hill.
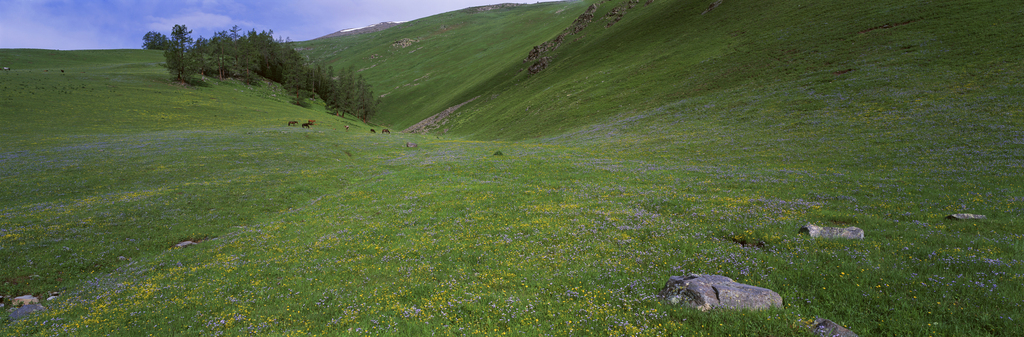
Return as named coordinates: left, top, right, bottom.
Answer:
left=304, top=0, right=1022, bottom=140
left=2, top=0, right=1022, bottom=335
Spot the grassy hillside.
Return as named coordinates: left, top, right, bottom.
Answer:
left=305, top=0, right=1022, bottom=140
left=0, top=48, right=376, bottom=309
left=3, top=0, right=1023, bottom=335
left=298, top=1, right=591, bottom=128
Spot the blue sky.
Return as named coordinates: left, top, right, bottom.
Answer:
left=0, top=0, right=563, bottom=50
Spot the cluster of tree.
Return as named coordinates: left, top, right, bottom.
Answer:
left=144, top=25, right=380, bottom=121
left=142, top=31, right=170, bottom=50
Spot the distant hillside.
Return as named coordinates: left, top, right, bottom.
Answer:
left=297, top=1, right=587, bottom=129
left=314, top=21, right=407, bottom=40
left=297, top=0, right=1023, bottom=141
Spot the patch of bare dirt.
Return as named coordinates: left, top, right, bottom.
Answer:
left=834, top=68, right=854, bottom=76
left=464, top=3, right=523, bottom=13
left=858, top=20, right=917, bottom=34
left=403, top=96, right=480, bottom=134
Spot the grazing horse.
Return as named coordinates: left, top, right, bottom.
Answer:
left=370, top=129, right=376, bottom=134
left=344, top=125, right=349, bottom=131
left=381, top=129, right=391, bottom=134
left=288, top=121, right=298, bottom=126
left=308, top=120, right=316, bottom=125
left=302, top=123, right=312, bottom=129
left=2, top=67, right=9, bottom=71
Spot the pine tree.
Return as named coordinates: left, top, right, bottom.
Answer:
left=354, top=75, right=380, bottom=122
left=165, top=24, right=197, bottom=85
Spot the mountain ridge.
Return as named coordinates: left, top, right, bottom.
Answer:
left=314, top=21, right=408, bottom=40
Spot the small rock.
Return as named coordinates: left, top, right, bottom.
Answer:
left=175, top=241, right=197, bottom=248
left=799, top=225, right=864, bottom=240
left=810, top=318, right=859, bottom=337
left=13, top=295, right=39, bottom=306
left=406, top=142, right=418, bottom=148
left=658, top=274, right=783, bottom=311
left=9, top=304, right=47, bottom=321
left=46, top=296, right=58, bottom=301
left=946, top=213, right=986, bottom=220
left=118, top=256, right=128, bottom=260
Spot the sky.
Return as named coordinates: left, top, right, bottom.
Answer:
left=0, top=0, right=564, bottom=50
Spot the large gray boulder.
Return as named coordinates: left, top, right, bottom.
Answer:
left=658, top=274, right=783, bottom=311
left=810, top=318, right=859, bottom=337
left=9, top=304, right=47, bottom=321
left=799, top=225, right=864, bottom=240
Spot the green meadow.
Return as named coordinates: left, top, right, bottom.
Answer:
left=2, top=0, right=1023, bottom=336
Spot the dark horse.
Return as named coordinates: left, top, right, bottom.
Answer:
left=302, top=123, right=312, bottom=129
left=370, top=129, right=376, bottom=133
left=381, top=129, right=391, bottom=134
left=288, top=121, right=298, bottom=126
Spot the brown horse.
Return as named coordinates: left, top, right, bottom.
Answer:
left=370, top=129, right=376, bottom=133
left=308, top=119, right=316, bottom=125
left=302, top=123, right=312, bottom=129
left=288, top=121, right=298, bottom=126
left=381, top=129, right=391, bottom=134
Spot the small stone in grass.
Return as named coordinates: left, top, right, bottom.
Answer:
left=13, top=295, right=39, bottom=306
left=946, top=213, right=986, bottom=220
left=10, top=304, right=47, bottom=321
left=810, top=318, right=858, bottom=337
left=799, top=224, right=864, bottom=240
left=175, top=241, right=197, bottom=248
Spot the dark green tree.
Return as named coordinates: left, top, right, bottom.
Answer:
left=354, top=75, right=380, bottom=122
left=323, top=66, right=342, bottom=115
left=333, top=67, right=356, bottom=118
left=209, top=31, right=232, bottom=80
left=233, top=34, right=258, bottom=84
left=282, top=48, right=309, bottom=106
left=142, top=31, right=170, bottom=50
left=164, top=24, right=197, bottom=84
left=193, top=36, right=213, bottom=78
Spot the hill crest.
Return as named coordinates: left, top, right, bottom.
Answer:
left=314, top=21, right=408, bottom=40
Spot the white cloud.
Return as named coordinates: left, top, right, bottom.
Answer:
left=146, top=11, right=251, bottom=32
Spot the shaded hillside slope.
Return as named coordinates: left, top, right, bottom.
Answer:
left=299, top=0, right=1022, bottom=140
left=297, top=1, right=590, bottom=128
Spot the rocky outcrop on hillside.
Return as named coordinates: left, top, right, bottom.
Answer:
left=523, top=2, right=604, bottom=74
left=702, top=0, right=723, bottom=15
left=393, top=38, right=419, bottom=48
left=524, top=0, right=655, bottom=74
left=604, top=0, right=641, bottom=27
